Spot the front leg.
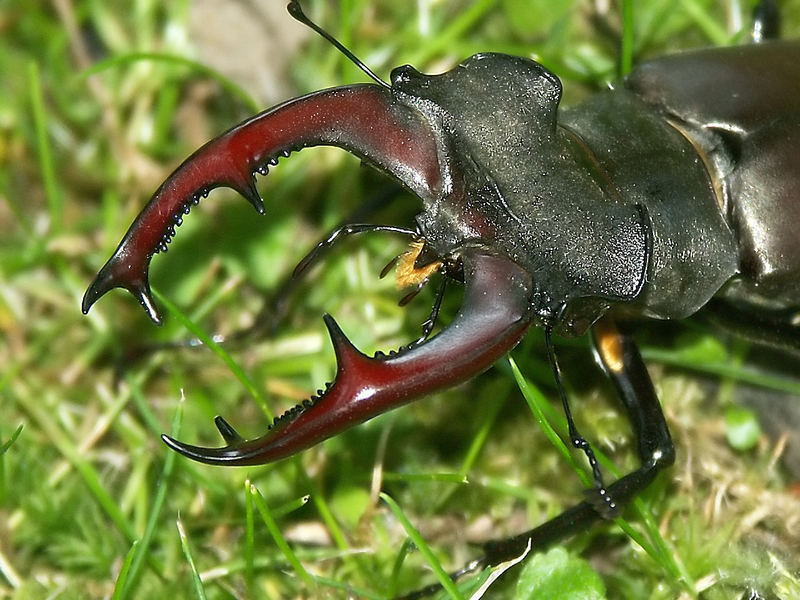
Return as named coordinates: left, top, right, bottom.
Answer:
left=399, top=317, right=675, bottom=598
left=483, top=318, right=675, bottom=563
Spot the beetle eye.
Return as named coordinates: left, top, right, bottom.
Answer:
left=391, top=64, right=420, bottom=87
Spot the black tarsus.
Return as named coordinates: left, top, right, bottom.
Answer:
left=408, top=276, right=448, bottom=347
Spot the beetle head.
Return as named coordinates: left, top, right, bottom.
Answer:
left=390, top=53, right=650, bottom=331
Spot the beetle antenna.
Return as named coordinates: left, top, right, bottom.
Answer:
left=293, top=224, right=417, bottom=278
left=288, top=1, right=391, bottom=89
left=544, top=327, right=616, bottom=515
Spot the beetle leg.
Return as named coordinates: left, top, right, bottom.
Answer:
left=397, top=317, right=674, bottom=598
left=293, top=224, right=418, bottom=278
left=475, top=318, right=675, bottom=568
left=545, top=327, right=615, bottom=516
left=161, top=250, right=533, bottom=465
left=408, top=276, right=448, bottom=347
left=705, top=298, right=800, bottom=354
left=591, top=318, right=676, bottom=501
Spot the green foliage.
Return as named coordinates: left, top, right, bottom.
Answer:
left=517, top=548, right=606, bottom=600
left=724, top=405, right=761, bottom=451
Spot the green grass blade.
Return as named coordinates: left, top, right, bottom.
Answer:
left=250, top=482, right=315, bottom=589
left=244, top=479, right=255, bottom=593
left=273, top=493, right=311, bottom=518
left=0, top=425, right=23, bottom=455
left=619, top=0, right=635, bottom=76
left=152, top=287, right=272, bottom=420
left=176, top=517, right=209, bottom=600
left=111, top=541, right=139, bottom=600
left=382, top=471, right=468, bottom=484
left=0, top=425, right=23, bottom=506
left=117, top=395, right=182, bottom=599
left=28, top=60, right=63, bottom=232
left=509, top=356, right=592, bottom=485
left=642, top=348, right=800, bottom=395
left=388, top=538, right=414, bottom=598
left=380, top=492, right=465, bottom=600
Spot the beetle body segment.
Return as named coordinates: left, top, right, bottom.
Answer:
left=561, top=89, right=739, bottom=322
left=395, top=54, right=651, bottom=328
left=626, top=40, right=800, bottom=307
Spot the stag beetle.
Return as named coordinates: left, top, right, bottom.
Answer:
left=83, top=0, right=800, bottom=594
